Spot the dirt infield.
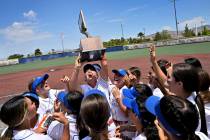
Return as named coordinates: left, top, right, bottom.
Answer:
left=0, top=53, right=210, bottom=103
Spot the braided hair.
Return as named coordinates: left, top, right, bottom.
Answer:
left=135, top=84, right=160, bottom=140
left=160, top=95, right=201, bottom=140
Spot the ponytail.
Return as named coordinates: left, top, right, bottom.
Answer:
left=195, top=93, right=208, bottom=136
left=144, top=123, right=160, bottom=140
left=140, top=108, right=160, bottom=140
left=0, top=127, right=13, bottom=140
left=90, top=132, right=100, bottom=140
left=76, top=115, right=89, bottom=139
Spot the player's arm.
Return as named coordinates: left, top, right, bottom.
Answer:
left=149, top=45, right=167, bottom=84
left=100, top=51, right=109, bottom=81
left=67, top=55, right=83, bottom=93
left=149, top=45, right=170, bottom=95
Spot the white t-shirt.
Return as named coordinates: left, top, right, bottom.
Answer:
left=152, top=88, right=164, bottom=98
left=80, top=77, right=110, bottom=105
left=12, top=129, right=52, bottom=140
left=109, top=85, right=129, bottom=122
left=47, top=114, right=78, bottom=140
left=204, top=102, right=210, bottom=138
left=36, top=89, right=64, bottom=129
left=107, top=118, right=117, bottom=137
left=187, top=92, right=201, bottom=132
left=48, top=89, right=64, bottom=102
left=132, top=132, right=146, bottom=140
left=38, top=89, right=64, bottom=114
left=195, top=131, right=209, bottom=140
left=187, top=92, right=197, bottom=104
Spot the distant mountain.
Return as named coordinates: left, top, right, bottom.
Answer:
left=191, top=25, right=210, bottom=33
left=146, top=31, right=180, bottom=39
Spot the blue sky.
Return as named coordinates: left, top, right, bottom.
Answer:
left=0, top=0, right=209, bottom=59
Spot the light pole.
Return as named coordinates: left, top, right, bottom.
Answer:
left=60, top=33, right=64, bottom=52
left=121, top=23, right=124, bottom=39
left=173, top=0, right=179, bottom=39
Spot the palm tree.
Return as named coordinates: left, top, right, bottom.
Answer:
left=137, top=32, right=144, bottom=40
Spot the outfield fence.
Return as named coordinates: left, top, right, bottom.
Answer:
left=0, top=59, right=19, bottom=66
left=19, top=51, right=78, bottom=64
left=126, top=36, right=210, bottom=50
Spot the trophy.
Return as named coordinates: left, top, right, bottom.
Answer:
left=78, top=10, right=105, bottom=62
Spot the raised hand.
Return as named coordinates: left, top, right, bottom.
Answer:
left=60, top=75, right=70, bottom=83
left=75, top=55, right=83, bottom=69
left=111, top=86, right=121, bottom=100
left=52, top=112, right=68, bottom=125
left=149, top=45, right=156, bottom=63
left=54, top=99, right=61, bottom=112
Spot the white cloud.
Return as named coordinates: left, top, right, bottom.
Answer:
left=126, top=7, right=140, bottom=12
left=23, top=10, right=37, bottom=20
left=0, top=21, right=52, bottom=43
left=107, top=18, right=123, bottom=23
left=161, top=26, right=173, bottom=31
left=93, top=12, right=103, bottom=17
left=178, top=16, right=207, bottom=29
left=125, top=5, right=147, bottom=13
left=0, top=10, right=52, bottom=43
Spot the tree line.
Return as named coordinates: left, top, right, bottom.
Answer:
left=8, top=49, right=43, bottom=59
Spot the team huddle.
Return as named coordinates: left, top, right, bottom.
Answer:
left=0, top=45, right=210, bottom=140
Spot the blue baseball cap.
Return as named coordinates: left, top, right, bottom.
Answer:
left=84, top=89, right=106, bottom=99
left=112, top=69, right=127, bottom=77
left=123, top=97, right=141, bottom=118
left=83, top=64, right=101, bottom=73
left=123, top=87, right=139, bottom=99
left=57, top=91, right=74, bottom=111
left=22, top=92, right=39, bottom=107
left=31, top=74, right=49, bottom=93
left=145, top=96, right=181, bottom=136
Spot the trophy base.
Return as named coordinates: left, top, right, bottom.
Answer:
left=80, top=49, right=105, bottom=62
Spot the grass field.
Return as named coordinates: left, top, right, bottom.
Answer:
left=1, top=42, right=210, bottom=75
